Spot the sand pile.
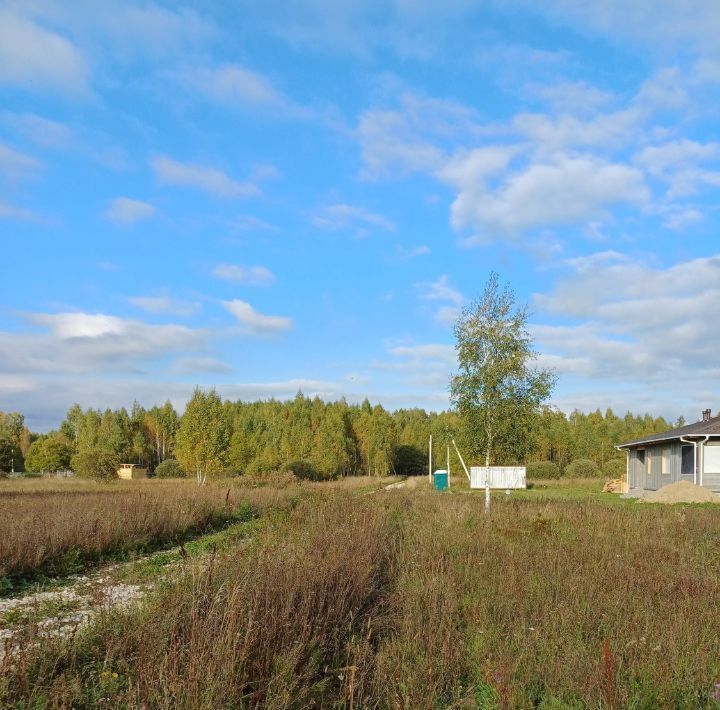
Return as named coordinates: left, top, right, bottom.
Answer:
left=643, top=480, right=718, bottom=504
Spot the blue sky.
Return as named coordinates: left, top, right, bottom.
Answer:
left=2, top=0, right=720, bottom=430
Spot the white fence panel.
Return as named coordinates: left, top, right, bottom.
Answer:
left=470, top=466, right=526, bottom=489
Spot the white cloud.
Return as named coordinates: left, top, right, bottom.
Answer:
left=0, top=200, right=40, bottom=221
left=635, top=139, right=720, bottom=197
left=0, top=112, right=72, bottom=148
left=171, top=357, right=232, bottom=375
left=357, top=91, right=481, bottom=179
left=312, top=204, right=395, bottom=236
left=533, top=253, right=720, bottom=385
left=0, top=10, right=89, bottom=94
left=445, top=156, right=649, bottom=243
left=104, top=197, right=155, bottom=225
left=416, top=275, right=464, bottom=324
left=128, top=296, right=200, bottom=317
left=397, top=244, right=431, bottom=259
left=0, top=143, right=43, bottom=181
left=8, top=0, right=216, bottom=63
left=182, top=64, right=289, bottom=109
left=524, top=0, right=720, bottom=58
left=1, top=311, right=207, bottom=376
left=418, top=275, right=463, bottom=306
left=151, top=155, right=261, bottom=199
left=213, top=264, right=276, bottom=286
left=222, top=299, right=292, bottom=335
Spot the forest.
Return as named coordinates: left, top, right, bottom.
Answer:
left=0, top=393, right=681, bottom=480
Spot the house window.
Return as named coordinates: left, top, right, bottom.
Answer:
left=646, top=449, right=653, bottom=475
left=681, top=445, right=694, bottom=476
left=662, top=446, right=670, bottom=475
left=637, top=449, right=646, bottom=465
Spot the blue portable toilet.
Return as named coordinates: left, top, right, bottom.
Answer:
left=433, top=469, right=448, bottom=491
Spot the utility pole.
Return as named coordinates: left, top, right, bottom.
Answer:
left=428, top=434, right=432, bottom=483
left=447, top=443, right=450, bottom=489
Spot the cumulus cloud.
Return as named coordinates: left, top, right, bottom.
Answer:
left=213, top=264, right=275, bottom=285
left=151, top=155, right=261, bottom=199
left=104, top=197, right=155, bottom=224
left=447, top=156, right=649, bottom=243
left=533, top=252, right=720, bottom=386
left=222, top=300, right=292, bottom=335
left=312, top=204, right=395, bottom=236
left=0, top=9, right=89, bottom=94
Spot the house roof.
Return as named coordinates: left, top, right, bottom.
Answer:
left=618, top=415, right=720, bottom=448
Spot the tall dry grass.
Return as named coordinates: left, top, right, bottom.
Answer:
left=4, top=490, right=720, bottom=707
left=3, top=495, right=394, bottom=708
left=0, top=479, right=293, bottom=587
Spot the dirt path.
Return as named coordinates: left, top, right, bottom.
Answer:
left=0, top=523, right=254, bottom=661
left=0, top=552, right=172, bottom=660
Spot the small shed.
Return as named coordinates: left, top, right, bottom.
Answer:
left=617, top=409, right=720, bottom=492
left=117, top=463, right=148, bottom=480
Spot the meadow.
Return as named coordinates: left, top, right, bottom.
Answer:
left=2, top=477, right=720, bottom=708
left=0, top=477, right=301, bottom=595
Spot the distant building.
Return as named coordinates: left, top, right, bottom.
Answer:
left=617, top=409, right=720, bottom=492
left=117, top=463, right=149, bottom=480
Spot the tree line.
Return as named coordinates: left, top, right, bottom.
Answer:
left=2, top=394, right=677, bottom=480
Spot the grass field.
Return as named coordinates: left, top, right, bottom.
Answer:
left=0, top=477, right=302, bottom=595
left=3, top=477, right=720, bottom=707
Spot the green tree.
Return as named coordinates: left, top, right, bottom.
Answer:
left=175, top=388, right=229, bottom=485
left=25, top=435, right=73, bottom=472
left=450, top=272, right=556, bottom=466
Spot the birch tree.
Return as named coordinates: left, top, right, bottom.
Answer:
left=450, top=272, right=555, bottom=466
left=175, top=388, right=229, bottom=485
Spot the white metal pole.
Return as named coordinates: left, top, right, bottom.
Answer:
left=428, top=435, right=432, bottom=484
left=447, top=444, right=450, bottom=489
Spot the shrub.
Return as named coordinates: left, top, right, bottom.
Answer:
left=526, top=460, right=561, bottom=479
left=283, top=460, right=321, bottom=481
left=154, top=458, right=186, bottom=479
left=564, top=458, right=601, bottom=478
left=71, top=449, right=120, bottom=481
left=603, top=457, right=626, bottom=479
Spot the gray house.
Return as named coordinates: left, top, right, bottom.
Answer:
left=617, top=409, right=720, bottom=492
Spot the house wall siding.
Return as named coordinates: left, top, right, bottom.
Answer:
left=628, top=443, right=683, bottom=490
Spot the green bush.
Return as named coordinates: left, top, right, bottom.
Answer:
left=154, top=458, right=186, bottom=479
left=603, top=457, right=626, bottom=479
left=526, top=460, right=561, bottom=479
left=564, top=458, right=601, bottom=478
left=71, top=449, right=119, bottom=481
